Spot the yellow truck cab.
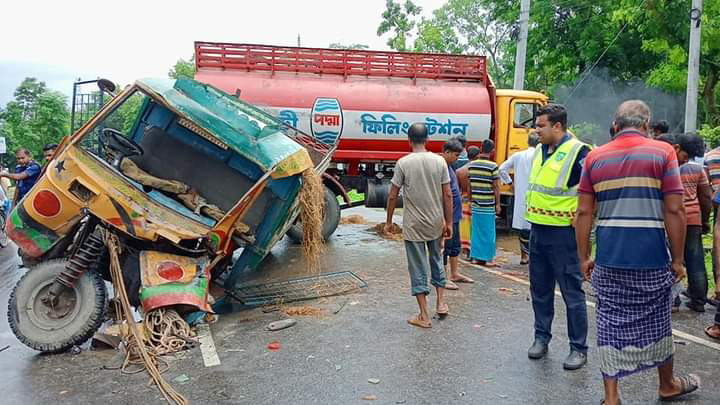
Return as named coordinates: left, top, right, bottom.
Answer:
left=493, top=89, right=549, bottom=228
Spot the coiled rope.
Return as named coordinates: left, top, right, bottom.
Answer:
left=105, top=231, right=188, bottom=405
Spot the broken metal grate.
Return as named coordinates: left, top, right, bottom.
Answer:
left=227, top=271, right=367, bottom=307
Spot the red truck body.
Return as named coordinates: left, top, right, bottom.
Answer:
left=194, top=42, right=497, bottom=176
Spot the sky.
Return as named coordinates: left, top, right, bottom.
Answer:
left=0, top=0, right=447, bottom=106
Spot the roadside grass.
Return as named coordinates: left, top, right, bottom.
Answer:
left=703, top=233, right=717, bottom=293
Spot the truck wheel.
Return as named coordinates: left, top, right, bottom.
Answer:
left=8, top=259, right=107, bottom=353
left=287, top=187, right=341, bottom=243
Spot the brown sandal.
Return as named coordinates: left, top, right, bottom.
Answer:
left=704, top=325, right=720, bottom=341
left=659, top=374, right=700, bottom=401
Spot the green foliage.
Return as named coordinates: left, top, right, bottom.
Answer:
left=569, top=122, right=599, bottom=145
left=375, top=0, right=720, bottom=127
left=0, top=78, right=69, bottom=162
left=699, top=124, right=720, bottom=149
left=376, top=0, right=422, bottom=51
left=169, top=55, right=196, bottom=79
left=105, top=92, right=145, bottom=134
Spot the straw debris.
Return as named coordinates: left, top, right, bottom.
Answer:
left=282, top=306, right=325, bottom=316
left=340, top=214, right=368, bottom=225
left=300, top=168, right=326, bottom=272
left=369, top=223, right=404, bottom=241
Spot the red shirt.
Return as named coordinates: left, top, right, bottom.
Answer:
left=680, top=162, right=708, bottom=226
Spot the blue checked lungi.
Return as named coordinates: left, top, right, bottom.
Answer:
left=470, top=208, right=496, bottom=261
left=591, top=265, right=675, bottom=378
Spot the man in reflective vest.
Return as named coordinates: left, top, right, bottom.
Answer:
left=525, top=104, right=589, bottom=370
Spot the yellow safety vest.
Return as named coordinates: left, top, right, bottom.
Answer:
left=525, top=137, right=586, bottom=226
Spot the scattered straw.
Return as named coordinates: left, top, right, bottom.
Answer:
left=282, top=306, right=325, bottom=316
left=369, top=223, right=403, bottom=241
left=300, top=169, right=326, bottom=272
left=340, top=214, right=368, bottom=225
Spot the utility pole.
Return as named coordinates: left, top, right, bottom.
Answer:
left=684, top=0, right=703, bottom=132
left=513, top=0, right=531, bottom=90
left=297, top=35, right=301, bottom=47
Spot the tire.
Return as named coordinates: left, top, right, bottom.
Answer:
left=8, top=259, right=107, bottom=353
left=0, top=212, right=8, bottom=248
left=287, top=187, right=341, bottom=243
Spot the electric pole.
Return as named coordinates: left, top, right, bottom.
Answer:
left=684, top=0, right=703, bottom=132
left=513, top=0, right=531, bottom=90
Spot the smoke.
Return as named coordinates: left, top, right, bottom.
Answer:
left=553, top=69, right=685, bottom=145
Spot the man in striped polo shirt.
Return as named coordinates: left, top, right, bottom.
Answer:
left=467, top=139, right=500, bottom=266
left=576, top=100, right=700, bottom=404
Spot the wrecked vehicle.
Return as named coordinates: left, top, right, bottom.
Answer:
left=6, top=78, right=333, bottom=352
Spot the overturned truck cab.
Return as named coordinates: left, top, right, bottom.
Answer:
left=6, top=78, right=334, bottom=353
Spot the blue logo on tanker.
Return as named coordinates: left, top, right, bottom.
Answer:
left=278, top=110, right=299, bottom=128
left=311, top=98, right=343, bottom=144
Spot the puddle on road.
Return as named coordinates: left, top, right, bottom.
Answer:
left=0, top=242, right=37, bottom=403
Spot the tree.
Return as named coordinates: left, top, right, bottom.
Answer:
left=0, top=78, right=69, bottom=161
left=637, top=0, right=720, bottom=126
left=413, top=0, right=516, bottom=87
left=12, top=78, right=47, bottom=121
left=169, top=55, right=196, bottom=80
left=376, top=0, right=423, bottom=51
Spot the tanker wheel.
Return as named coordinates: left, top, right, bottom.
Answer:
left=8, top=259, right=107, bottom=353
left=287, top=187, right=341, bottom=244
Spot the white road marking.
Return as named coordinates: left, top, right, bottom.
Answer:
left=197, top=323, right=221, bottom=367
left=465, top=261, right=720, bottom=352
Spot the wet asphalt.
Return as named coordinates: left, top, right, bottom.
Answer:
left=1, top=207, right=719, bottom=404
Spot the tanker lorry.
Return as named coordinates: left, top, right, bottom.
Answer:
left=194, top=42, right=548, bottom=240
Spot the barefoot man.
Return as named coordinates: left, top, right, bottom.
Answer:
left=386, top=123, right=453, bottom=328
left=441, top=139, right=474, bottom=290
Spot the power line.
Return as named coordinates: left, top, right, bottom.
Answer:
left=563, top=0, right=648, bottom=103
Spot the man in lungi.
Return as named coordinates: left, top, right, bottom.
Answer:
left=525, top=104, right=589, bottom=370
left=467, top=139, right=500, bottom=266
left=457, top=146, right=480, bottom=259
left=386, top=123, right=453, bottom=328
left=576, top=100, right=700, bottom=404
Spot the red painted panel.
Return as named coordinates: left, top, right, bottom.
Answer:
left=195, top=70, right=491, bottom=115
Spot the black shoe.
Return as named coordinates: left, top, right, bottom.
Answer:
left=707, top=297, right=719, bottom=307
left=687, top=301, right=706, bottom=313
left=528, top=339, right=548, bottom=359
left=563, top=350, right=587, bottom=370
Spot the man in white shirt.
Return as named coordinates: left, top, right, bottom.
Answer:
left=499, top=132, right=539, bottom=264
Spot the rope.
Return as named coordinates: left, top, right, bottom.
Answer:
left=146, top=308, right=197, bottom=356
left=105, top=231, right=189, bottom=405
